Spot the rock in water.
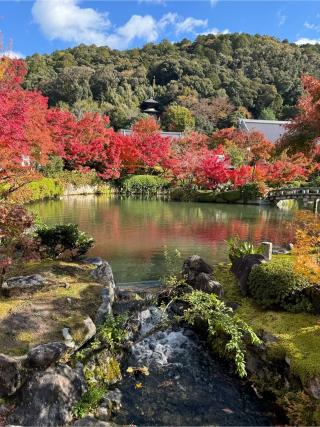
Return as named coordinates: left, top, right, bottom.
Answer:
left=0, top=354, right=26, bottom=397
left=26, top=342, right=67, bottom=369
left=9, top=364, right=86, bottom=427
left=231, top=254, right=265, bottom=295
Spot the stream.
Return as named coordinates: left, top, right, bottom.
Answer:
left=114, top=307, right=272, bottom=426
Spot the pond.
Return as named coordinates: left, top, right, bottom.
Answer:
left=29, top=195, right=295, bottom=283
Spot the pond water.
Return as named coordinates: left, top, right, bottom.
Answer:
left=29, top=195, right=295, bottom=283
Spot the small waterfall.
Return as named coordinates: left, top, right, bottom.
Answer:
left=114, top=306, right=272, bottom=426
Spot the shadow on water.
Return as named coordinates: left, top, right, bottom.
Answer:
left=29, top=195, right=295, bottom=283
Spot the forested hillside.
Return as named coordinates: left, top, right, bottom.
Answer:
left=24, top=33, right=320, bottom=131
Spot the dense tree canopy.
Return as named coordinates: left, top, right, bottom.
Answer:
left=24, top=34, right=320, bottom=131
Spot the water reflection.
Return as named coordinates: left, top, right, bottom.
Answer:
left=29, top=196, right=294, bottom=283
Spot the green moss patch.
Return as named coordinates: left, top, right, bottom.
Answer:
left=215, top=261, right=320, bottom=384
left=0, top=261, right=102, bottom=356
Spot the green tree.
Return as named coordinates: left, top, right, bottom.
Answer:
left=162, top=104, right=195, bottom=132
left=259, top=108, right=276, bottom=120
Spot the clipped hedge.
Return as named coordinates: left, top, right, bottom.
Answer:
left=248, top=259, right=311, bottom=312
left=121, top=175, right=170, bottom=193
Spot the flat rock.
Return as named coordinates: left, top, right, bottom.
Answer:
left=9, top=364, right=86, bottom=426
left=1, top=274, right=45, bottom=296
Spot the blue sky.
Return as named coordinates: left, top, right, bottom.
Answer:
left=1, top=0, right=320, bottom=57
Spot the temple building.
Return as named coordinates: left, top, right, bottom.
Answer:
left=238, top=118, right=289, bottom=143
left=140, top=98, right=161, bottom=117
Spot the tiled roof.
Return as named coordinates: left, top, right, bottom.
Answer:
left=238, top=118, right=290, bottom=143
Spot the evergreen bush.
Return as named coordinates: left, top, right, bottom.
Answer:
left=248, top=259, right=311, bottom=311
left=35, top=223, right=94, bottom=258
left=121, top=175, right=170, bottom=193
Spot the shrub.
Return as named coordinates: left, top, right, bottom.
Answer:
left=55, top=170, right=102, bottom=187
left=35, top=223, right=94, bottom=259
left=292, top=211, right=320, bottom=285
left=73, top=385, right=106, bottom=419
left=286, top=180, right=305, bottom=188
left=42, top=156, right=65, bottom=177
left=0, top=203, right=37, bottom=280
left=227, top=236, right=262, bottom=263
left=8, top=178, right=63, bottom=204
left=218, top=190, right=241, bottom=203
left=248, top=259, right=311, bottom=311
left=240, top=182, right=265, bottom=202
left=121, top=175, right=170, bottom=193
left=183, top=291, right=261, bottom=377
left=310, top=175, right=320, bottom=187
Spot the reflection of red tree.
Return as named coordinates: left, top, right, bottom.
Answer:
left=79, top=201, right=294, bottom=262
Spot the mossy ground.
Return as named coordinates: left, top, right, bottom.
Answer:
left=215, top=257, right=320, bottom=384
left=0, top=261, right=103, bottom=356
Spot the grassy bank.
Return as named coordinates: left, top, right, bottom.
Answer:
left=5, top=172, right=113, bottom=204
left=215, top=258, right=320, bottom=385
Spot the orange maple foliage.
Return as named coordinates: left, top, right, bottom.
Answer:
left=292, top=211, right=320, bottom=284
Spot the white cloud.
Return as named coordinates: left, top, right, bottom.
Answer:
left=0, top=50, right=24, bottom=59
left=106, top=15, right=159, bottom=49
left=201, top=27, right=230, bottom=36
left=210, top=0, right=219, bottom=6
left=295, top=37, right=320, bottom=45
left=304, top=21, right=320, bottom=32
left=277, top=10, right=287, bottom=27
left=175, top=17, right=208, bottom=34
left=32, top=0, right=228, bottom=50
left=32, top=0, right=111, bottom=45
left=158, top=12, right=178, bottom=30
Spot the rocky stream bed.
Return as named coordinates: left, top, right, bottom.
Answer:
left=1, top=253, right=309, bottom=426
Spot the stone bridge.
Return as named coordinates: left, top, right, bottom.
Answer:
left=266, top=187, right=320, bottom=212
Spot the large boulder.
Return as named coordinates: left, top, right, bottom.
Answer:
left=231, top=254, right=265, bottom=295
left=9, top=364, right=87, bottom=426
left=182, top=256, right=223, bottom=296
left=0, top=354, right=26, bottom=397
left=26, top=342, right=67, bottom=369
